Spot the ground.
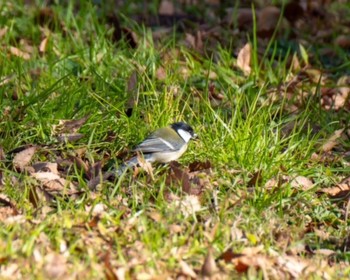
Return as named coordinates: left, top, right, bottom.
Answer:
left=1, top=0, right=350, bottom=279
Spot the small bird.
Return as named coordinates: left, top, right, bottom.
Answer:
left=87, top=122, right=197, bottom=189
left=120, top=122, right=197, bottom=173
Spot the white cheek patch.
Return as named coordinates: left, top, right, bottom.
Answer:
left=177, top=129, right=192, bottom=143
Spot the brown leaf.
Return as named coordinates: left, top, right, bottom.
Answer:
left=276, top=256, right=313, bottom=279
left=53, top=115, right=90, bottom=134
left=87, top=170, right=116, bottom=191
left=121, top=27, right=138, bottom=49
left=237, top=8, right=254, bottom=29
left=201, top=248, right=218, bottom=277
left=0, top=27, right=8, bottom=38
left=179, top=260, right=197, bottom=278
left=156, top=66, right=167, bottom=81
left=217, top=249, right=243, bottom=263
left=85, top=203, right=107, bottom=216
left=86, top=215, right=101, bottom=228
left=173, top=195, right=201, bottom=218
left=334, top=35, right=350, bottom=49
left=304, top=68, right=325, bottom=84
left=146, top=211, right=163, bottom=224
left=290, top=176, right=314, bottom=191
left=106, top=13, right=122, bottom=43
left=224, top=8, right=253, bottom=29
left=188, top=160, right=212, bottom=172
left=258, top=6, right=281, bottom=37
left=32, top=172, right=77, bottom=195
left=9, top=46, right=30, bottom=60
left=169, top=161, right=191, bottom=193
left=159, top=0, right=175, bottom=16
left=284, top=1, right=305, bottom=23
left=290, top=53, right=301, bottom=72
left=184, top=31, right=203, bottom=51
left=0, top=74, right=15, bottom=87
left=247, top=170, right=263, bottom=188
left=332, top=75, right=350, bottom=110
left=236, top=43, right=252, bottom=75
left=39, top=36, right=49, bottom=53
left=0, top=194, right=19, bottom=219
left=0, top=146, right=5, bottom=161
left=102, top=252, right=118, bottom=280
left=32, top=162, right=58, bottom=174
left=87, top=161, right=103, bottom=180
left=69, top=156, right=89, bottom=177
left=13, top=146, right=37, bottom=170
left=320, top=176, right=350, bottom=199
left=44, top=253, right=67, bottom=279
left=321, top=128, right=344, bottom=152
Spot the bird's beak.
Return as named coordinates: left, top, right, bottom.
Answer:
left=192, top=133, right=199, bottom=140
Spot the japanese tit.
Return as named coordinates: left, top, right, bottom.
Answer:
left=87, top=122, right=197, bottom=188
left=120, top=122, right=197, bottom=172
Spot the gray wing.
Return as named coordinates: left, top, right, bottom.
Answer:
left=134, top=136, right=177, bottom=153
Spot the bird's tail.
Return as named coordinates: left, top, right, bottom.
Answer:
left=116, top=154, right=153, bottom=176
left=87, top=154, right=152, bottom=190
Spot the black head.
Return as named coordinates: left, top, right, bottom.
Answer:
left=171, top=122, right=197, bottom=139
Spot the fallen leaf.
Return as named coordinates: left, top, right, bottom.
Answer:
left=321, top=128, right=344, bottom=152
left=147, top=211, right=162, bottom=222
left=236, top=43, right=252, bottom=75
left=0, top=263, right=21, bottom=278
left=13, top=146, right=37, bottom=170
left=32, top=172, right=77, bottom=194
left=258, top=6, right=281, bottom=37
left=106, top=13, right=122, bottom=43
left=53, top=115, right=90, bottom=134
left=169, top=224, right=182, bottom=234
left=201, top=248, right=218, bottom=277
left=39, top=36, right=49, bottom=53
left=320, top=176, right=350, bottom=199
left=69, top=156, right=89, bottom=177
left=0, top=27, right=8, bottom=38
left=0, top=194, right=19, bottom=220
left=9, top=46, right=30, bottom=60
left=290, top=176, right=314, bottom=191
left=87, top=171, right=116, bottom=191
left=188, top=160, right=212, bottom=172
left=121, top=27, right=138, bottom=49
left=173, top=195, right=201, bottom=218
left=85, top=203, right=107, bottom=216
left=277, top=255, right=313, bottom=279
left=217, top=249, right=243, bottom=263
left=290, top=53, right=301, bottom=71
left=168, top=161, right=191, bottom=193
left=44, top=253, right=67, bottom=279
left=156, top=66, right=166, bottom=81
left=334, top=35, right=350, bottom=49
left=179, top=260, right=197, bottom=278
left=247, top=170, right=263, bottom=188
left=284, top=1, right=305, bottom=23
left=0, top=74, right=15, bottom=87
left=0, top=146, right=5, bottom=161
left=32, top=162, right=59, bottom=174
left=159, top=0, right=175, bottom=16
left=87, top=160, right=103, bottom=180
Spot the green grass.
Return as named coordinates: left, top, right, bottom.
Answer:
left=1, top=1, right=350, bottom=278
